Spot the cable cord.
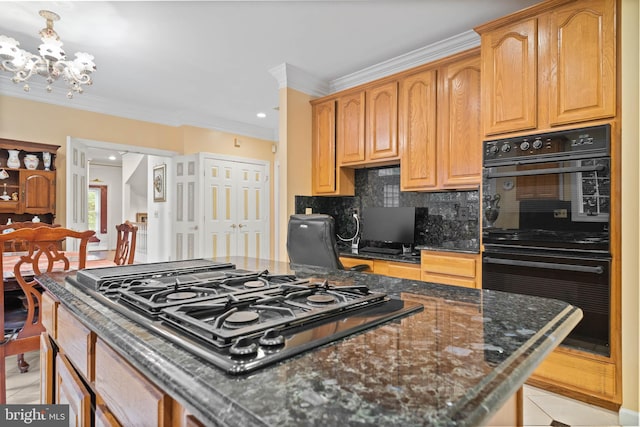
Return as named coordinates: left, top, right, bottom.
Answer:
left=337, top=214, right=360, bottom=242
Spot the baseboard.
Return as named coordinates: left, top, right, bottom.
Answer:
left=619, top=407, right=639, bottom=426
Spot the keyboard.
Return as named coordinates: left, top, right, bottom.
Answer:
left=359, top=246, right=402, bottom=255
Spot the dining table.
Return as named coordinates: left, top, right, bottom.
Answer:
left=2, top=251, right=117, bottom=292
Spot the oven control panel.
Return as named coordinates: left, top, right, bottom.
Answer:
left=483, top=124, right=610, bottom=165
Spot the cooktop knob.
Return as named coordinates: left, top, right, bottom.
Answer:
left=488, top=145, right=499, bottom=155
left=532, top=139, right=543, bottom=149
left=229, top=337, right=258, bottom=357
left=520, top=140, right=530, bottom=151
left=259, top=328, right=285, bottom=347
left=500, top=143, right=511, bottom=153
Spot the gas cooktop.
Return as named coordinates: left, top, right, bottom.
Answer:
left=68, top=259, right=423, bottom=374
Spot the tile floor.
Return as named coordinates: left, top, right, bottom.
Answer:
left=4, top=351, right=623, bottom=426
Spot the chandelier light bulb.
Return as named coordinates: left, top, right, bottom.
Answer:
left=0, top=10, right=96, bottom=97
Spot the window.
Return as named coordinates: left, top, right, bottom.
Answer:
left=89, top=185, right=108, bottom=233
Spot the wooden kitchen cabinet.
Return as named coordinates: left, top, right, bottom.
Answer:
left=366, top=81, right=399, bottom=161
left=421, top=250, right=481, bottom=289
left=337, top=81, right=399, bottom=167
left=339, top=256, right=420, bottom=280
left=0, top=139, right=58, bottom=221
left=95, top=338, right=172, bottom=427
left=311, top=99, right=354, bottom=195
left=544, top=0, right=616, bottom=126
left=373, top=259, right=421, bottom=280
left=337, top=91, right=366, bottom=164
left=42, top=291, right=203, bottom=426
left=399, top=68, right=438, bottom=190
left=437, top=51, right=482, bottom=189
left=57, top=305, right=96, bottom=382
left=479, top=18, right=538, bottom=135
left=400, top=49, right=481, bottom=192
left=476, top=0, right=616, bottom=135
left=40, top=332, right=55, bottom=405
left=339, top=256, right=374, bottom=271
left=56, top=353, right=92, bottom=427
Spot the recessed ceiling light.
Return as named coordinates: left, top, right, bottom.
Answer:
left=108, top=155, right=116, bottom=160
left=257, top=112, right=266, bottom=118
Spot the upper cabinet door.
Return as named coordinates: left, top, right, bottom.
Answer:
left=366, top=81, right=399, bottom=161
left=21, top=170, right=55, bottom=213
left=312, top=100, right=337, bottom=194
left=399, top=69, right=437, bottom=190
left=544, top=0, right=616, bottom=126
left=439, top=53, right=482, bottom=189
left=337, top=91, right=366, bottom=165
left=481, top=18, right=538, bottom=135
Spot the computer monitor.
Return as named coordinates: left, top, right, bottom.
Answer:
left=361, top=207, right=416, bottom=245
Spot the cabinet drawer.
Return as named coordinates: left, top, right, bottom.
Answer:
left=56, top=353, right=92, bottom=427
left=421, top=251, right=480, bottom=288
left=95, top=338, right=171, bottom=427
left=340, top=256, right=374, bottom=271
left=57, top=305, right=95, bottom=381
left=374, top=260, right=421, bottom=280
left=41, top=291, right=59, bottom=338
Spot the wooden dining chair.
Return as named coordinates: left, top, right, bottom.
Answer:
left=0, top=222, right=62, bottom=372
left=114, top=220, right=138, bottom=265
left=0, top=221, right=61, bottom=252
left=0, top=227, right=95, bottom=403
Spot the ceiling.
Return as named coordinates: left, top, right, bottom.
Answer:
left=1, top=0, right=540, bottom=152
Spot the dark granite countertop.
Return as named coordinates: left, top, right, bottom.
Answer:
left=38, top=257, right=581, bottom=427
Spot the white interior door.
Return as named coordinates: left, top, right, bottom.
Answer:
left=66, top=137, right=89, bottom=251
left=173, top=155, right=200, bottom=260
left=203, top=157, right=269, bottom=259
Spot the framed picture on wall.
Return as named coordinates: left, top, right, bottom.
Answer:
left=153, top=164, right=166, bottom=202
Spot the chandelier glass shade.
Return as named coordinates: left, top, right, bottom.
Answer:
left=0, top=10, right=96, bottom=98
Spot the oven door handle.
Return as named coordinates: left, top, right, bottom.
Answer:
left=483, top=257, right=604, bottom=274
left=484, top=164, right=606, bottom=179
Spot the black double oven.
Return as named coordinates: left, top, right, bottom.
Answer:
left=481, top=125, right=611, bottom=357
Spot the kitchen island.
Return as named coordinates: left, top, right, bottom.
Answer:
left=37, top=257, right=582, bottom=427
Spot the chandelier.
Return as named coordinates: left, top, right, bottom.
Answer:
left=0, top=10, right=96, bottom=98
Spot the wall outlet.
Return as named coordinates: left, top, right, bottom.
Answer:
left=305, top=207, right=312, bottom=215
left=553, top=209, right=568, bottom=218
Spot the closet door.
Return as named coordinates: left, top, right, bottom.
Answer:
left=174, top=155, right=200, bottom=260
left=202, top=157, right=269, bottom=259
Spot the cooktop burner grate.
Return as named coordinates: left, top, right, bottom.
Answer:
left=68, top=261, right=423, bottom=375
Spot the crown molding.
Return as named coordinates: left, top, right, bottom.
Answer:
left=1, top=30, right=478, bottom=143
left=0, top=77, right=278, bottom=142
left=269, top=63, right=330, bottom=97
left=330, top=30, right=480, bottom=92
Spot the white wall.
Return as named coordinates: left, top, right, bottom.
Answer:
left=146, top=155, right=173, bottom=262
left=87, top=163, right=123, bottom=250
left=122, top=153, right=147, bottom=222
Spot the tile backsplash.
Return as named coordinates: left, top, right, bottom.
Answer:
left=295, top=166, right=479, bottom=252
